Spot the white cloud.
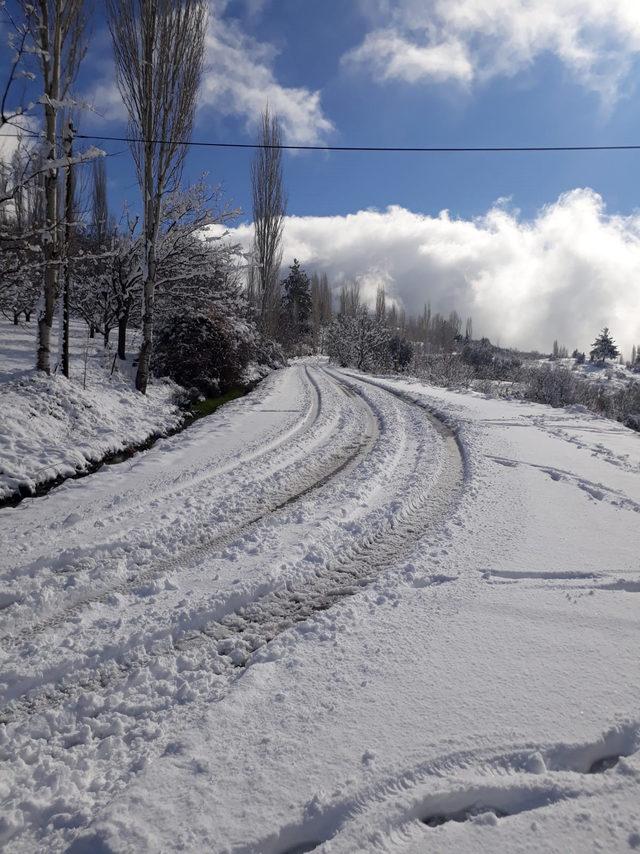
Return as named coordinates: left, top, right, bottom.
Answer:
left=344, top=0, right=640, bottom=99
left=200, top=2, right=334, bottom=144
left=0, top=117, right=39, bottom=165
left=81, top=79, right=127, bottom=125
left=347, top=30, right=473, bottom=85
left=80, top=2, right=334, bottom=144
left=221, top=190, right=640, bottom=357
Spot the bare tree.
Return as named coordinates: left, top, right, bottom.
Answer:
left=310, top=271, right=332, bottom=351
left=375, top=284, right=386, bottom=322
left=0, top=149, right=43, bottom=322
left=107, top=0, right=207, bottom=393
left=245, top=261, right=259, bottom=310
left=251, top=106, right=286, bottom=338
left=61, top=118, right=76, bottom=376
left=25, top=0, right=88, bottom=373
left=464, top=316, right=473, bottom=341
left=338, top=280, right=361, bottom=317
left=0, top=3, right=37, bottom=131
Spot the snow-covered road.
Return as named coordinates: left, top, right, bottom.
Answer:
left=1, top=363, right=639, bottom=853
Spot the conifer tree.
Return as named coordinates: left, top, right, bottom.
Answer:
left=589, top=327, right=619, bottom=364
left=280, top=259, right=312, bottom=354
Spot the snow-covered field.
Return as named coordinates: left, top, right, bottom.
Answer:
left=535, top=355, right=639, bottom=389
left=0, top=319, right=182, bottom=502
left=0, top=361, right=639, bottom=852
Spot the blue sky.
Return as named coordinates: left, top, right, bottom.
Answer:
left=62, top=0, right=640, bottom=222
left=3, top=0, right=640, bottom=353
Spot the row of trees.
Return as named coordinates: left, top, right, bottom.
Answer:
left=1, top=0, right=98, bottom=375
left=4, top=4, right=632, bottom=399
left=1, top=0, right=262, bottom=396
left=251, top=247, right=476, bottom=369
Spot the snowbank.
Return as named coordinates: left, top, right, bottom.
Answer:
left=0, top=319, right=183, bottom=501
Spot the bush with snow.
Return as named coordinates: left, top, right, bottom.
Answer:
left=153, top=312, right=257, bottom=397
left=326, top=311, right=392, bottom=371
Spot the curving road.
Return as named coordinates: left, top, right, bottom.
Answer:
left=0, top=362, right=463, bottom=852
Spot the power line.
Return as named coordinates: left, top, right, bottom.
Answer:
left=0, top=125, right=129, bottom=160
left=73, top=133, right=640, bottom=153
left=7, top=126, right=640, bottom=153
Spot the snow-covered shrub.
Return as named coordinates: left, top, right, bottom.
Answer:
left=152, top=312, right=255, bottom=397
left=492, top=352, right=522, bottom=379
left=462, top=337, right=494, bottom=369
left=251, top=335, right=286, bottom=371
left=461, top=337, right=522, bottom=379
left=389, top=335, right=414, bottom=371
left=519, top=365, right=640, bottom=432
left=326, top=311, right=391, bottom=371
left=522, top=365, right=584, bottom=408
left=413, top=352, right=474, bottom=387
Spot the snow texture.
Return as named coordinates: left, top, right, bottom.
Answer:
left=0, top=356, right=638, bottom=852
left=0, top=319, right=183, bottom=501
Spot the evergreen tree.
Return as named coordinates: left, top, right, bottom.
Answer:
left=589, top=327, right=619, bottom=364
left=280, top=259, right=312, bottom=353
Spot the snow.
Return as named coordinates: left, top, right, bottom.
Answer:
left=0, top=359, right=638, bottom=852
left=536, top=355, right=639, bottom=390
left=0, top=319, right=183, bottom=501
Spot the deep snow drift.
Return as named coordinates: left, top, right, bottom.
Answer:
left=0, top=361, right=638, bottom=853
left=0, top=319, right=182, bottom=502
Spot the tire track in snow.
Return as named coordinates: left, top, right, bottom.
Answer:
left=0, top=371, right=465, bottom=852
left=0, top=366, right=320, bottom=583
left=0, top=368, right=377, bottom=653
left=1, top=370, right=462, bottom=725
left=245, top=722, right=640, bottom=853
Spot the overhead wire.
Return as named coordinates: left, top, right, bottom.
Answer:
left=73, top=133, right=640, bottom=154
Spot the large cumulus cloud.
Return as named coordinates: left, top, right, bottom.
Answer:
left=345, top=0, right=640, bottom=102
left=221, top=189, right=640, bottom=357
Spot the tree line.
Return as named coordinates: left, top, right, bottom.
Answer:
left=0, top=1, right=277, bottom=398
left=2, top=3, right=636, bottom=401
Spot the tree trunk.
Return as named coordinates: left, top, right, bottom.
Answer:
left=13, top=312, right=19, bottom=325
left=24, top=311, right=31, bottom=323
left=36, top=5, right=61, bottom=375
left=117, top=312, right=128, bottom=360
left=37, top=106, right=59, bottom=373
left=89, top=323, right=95, bottom=338
left=135, top=271, right=154, bottom=392
left=62, top=121, right=74, bottom=378
left=104, top=327, right=110, bottom=348
left=62, top=277, right=70, bottom=376
left=135, top=11, right=156, bottom=395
